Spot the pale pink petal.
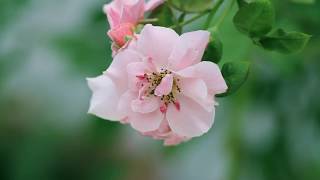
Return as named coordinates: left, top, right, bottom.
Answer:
left=167, top=96, right=215, bottom=137
left=179, top=78, right=214, bottom=111
left=145, top=0, right=165, bottom=11
left=180, top=78, right=207, bottom=99
left=126, top=62, right=149, bottom=91
left=177, top=61, right=228, bottom=95
left=142, top=119, right=170, bottom=138
left=137, top=24, right=179, bottom=68
left=154, top=74, right=173, bottom=96
left=105, top=49, right=143, bottom=94
left=104, top=0, right=144, bottom=28
left=107, top=23, right=135, bottom=47
left=103, top=2, right=121, bottom=29
left=111, top=31, right=139, bottom=56
left=156, top=119, right=171, bottom=134
left=131, top=97, right=160, bottom=113
left=126, top=57, right=157, bottom=77
left=87, top=75, right=123, bottom=121
left=120, top=0, right=145, bottom=25
left=129, top=110, right=164, bottom=132
left=127, top=62, right=148, bottom=76
left=117, top=90, right=137, bottom=118
left=143, top=56, right=158, bottom=72
left=137, top=83, right=149, bottom=99
left=168, top=31, right=210, bottom=71
left=164, top=135, right=188, bottom=146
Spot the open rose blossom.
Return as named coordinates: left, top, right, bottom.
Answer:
left=87, top=24, right=228, bottom=146
left=104, top=0, right=165, bottom=51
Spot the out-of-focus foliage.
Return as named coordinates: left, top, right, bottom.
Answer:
left=203, top=27, right=223, bottom=63
left=233, top=0, right=310, bottom=55
left=234, top=0, right=275, bottom=37
left=168, top=0, right=213, bottom=13
left=149, top=4, right=176, bottom=27
left=219, top=61, right=250, bottom=97
left=1, top=0, right=320, bottom=180
left=258, top=28, right=311, bottom=54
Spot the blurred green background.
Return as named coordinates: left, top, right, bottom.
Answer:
left=0, top=0, right=319, bottom=180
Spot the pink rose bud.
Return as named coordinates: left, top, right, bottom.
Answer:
left=108, top=23, right=135, bottom=47
left=103, top=0, right=165, bottom=53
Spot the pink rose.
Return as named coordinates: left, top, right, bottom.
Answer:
left=87, top=25, right=228, bottom=145
left=103, top=0, right=165, bottom=49
left=108, top=23, right=135, bottom=48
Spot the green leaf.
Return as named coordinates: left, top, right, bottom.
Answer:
left=291, top=0, right=315, bottom=4
left=259, top=29, right=311, bottom=54
left=203, top=27, right=223, bottom=64
left=218, top=61, right=250, bottom=97
left=237, top=0, right=248, bottom=7
left=149, top=4, right=175, bottom=27
left=169, top=0, right=213, bottom=13
left=233, top=0, right=275, bottom=38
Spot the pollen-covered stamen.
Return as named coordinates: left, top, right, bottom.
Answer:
left=136, top=69, right=181, bottom=110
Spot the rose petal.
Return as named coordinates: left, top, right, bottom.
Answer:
left=107, top=23, right=135, bottom=47
left=131, top=97, right=160, bottom=113
left=117, top=90, right=137, bottom=118
left=126, top=62, right=147, bottom=91
left=129, top=110, right=164, bottom=132
left=177, top=61, right=228, bottom=95
left=168, top=31, right=210, bottom=71
left=180, top=78, right=207, bottom=99
left=166, top=95, right=215, bottom=137
left=154, top=74, right=174, bottom=96
left=105, top=49, right=143, bottom=93
left=87, top=75, right=123, bottom=121
left=121, top=0, right=145, bottom=25
left=104, top=0, right=145, bottom=28
left=179, top=78, right=214, bottom=112
left=103, top=2, right=121, bottom=29
left=137, top=24, right=179, bottom=68
left=164, top=134, right=188, bottom=146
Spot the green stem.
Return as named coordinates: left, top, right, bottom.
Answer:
left=203, top=0, right=224, bottom=29
left=139, top=18, right=158, bottom=24
left=170, top=10, right=209, bottom=29
left=215, top=0, right=236, bottom=29
left=168, top=0, right=236, bottom=30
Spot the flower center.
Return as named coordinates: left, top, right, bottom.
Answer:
left=137, top=69, right=181, bottom=112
